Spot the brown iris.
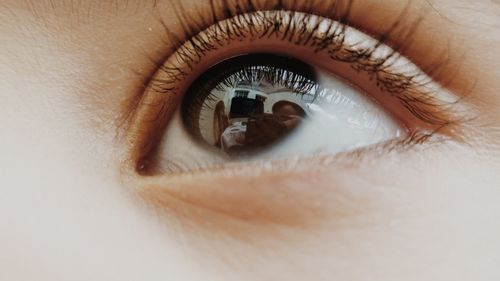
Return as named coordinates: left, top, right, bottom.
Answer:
left=182, top=54, right=317, bottom=156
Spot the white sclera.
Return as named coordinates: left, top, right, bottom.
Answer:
left=256, top=69, right=405, bottom=159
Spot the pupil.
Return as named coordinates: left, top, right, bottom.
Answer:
left=182, top=54, right=316, bottom=156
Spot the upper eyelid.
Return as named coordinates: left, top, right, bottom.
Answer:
left=150, top=0, right=471, bottom=106
left=149, top=8, right=462, bottom=126
left=125, top=1, right=469, bottom=173
left=149, top=0, right=463, bottom=100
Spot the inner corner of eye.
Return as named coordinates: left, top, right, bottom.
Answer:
left=145, top=52, right=407, bottom=171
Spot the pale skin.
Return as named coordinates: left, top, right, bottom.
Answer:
left=1, top=0, right=500, bottom=280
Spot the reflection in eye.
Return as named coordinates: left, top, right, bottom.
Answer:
left=182, top=53, right=404, bottom=159
left=183, top=54, right=314, bottom=156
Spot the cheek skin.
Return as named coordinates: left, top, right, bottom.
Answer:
left=135, top=143, right=500, bottom=280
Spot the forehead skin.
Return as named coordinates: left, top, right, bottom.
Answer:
left=1, top=1, right=500, bottom=281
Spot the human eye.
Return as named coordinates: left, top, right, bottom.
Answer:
left=125, top=1, right=461, bottom=175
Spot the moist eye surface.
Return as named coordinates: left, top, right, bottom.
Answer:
left=182, top=53, right=317, bottom=157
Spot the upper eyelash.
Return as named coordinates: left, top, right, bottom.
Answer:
left=146, top=0, right=462, bottom=129
left=182, top=54, right=319, bottom=138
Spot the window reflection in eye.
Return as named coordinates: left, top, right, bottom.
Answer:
left=129, top=7, right=457, bottom=174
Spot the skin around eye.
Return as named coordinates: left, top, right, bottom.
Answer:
left=156, top=53, right=405, bottom=172
left=127, top=11, right=461, bottom=174
left=3, top=0, right=500, bottom=280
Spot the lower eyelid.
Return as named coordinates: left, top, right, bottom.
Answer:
left=137, top=156, right=376, bottom=229
left=135, top=128, right=446, bottom=217
left=132, top=122, right=459, bottom=238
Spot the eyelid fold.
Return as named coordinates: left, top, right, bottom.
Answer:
left=125, top=8, right=463, bottom=175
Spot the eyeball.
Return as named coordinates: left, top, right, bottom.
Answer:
left=151, top=53, right=405, bottom=171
